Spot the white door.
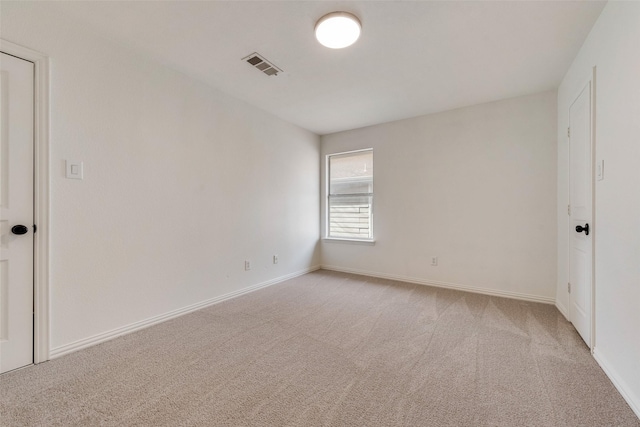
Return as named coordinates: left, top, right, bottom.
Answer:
left=568, top=80, right=593, bottom=348
left=0, top=52, right=34, bottom=373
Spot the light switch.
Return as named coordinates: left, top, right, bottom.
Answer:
left=66, top=160, right=84, bottom=180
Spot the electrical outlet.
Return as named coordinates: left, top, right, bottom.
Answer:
left=273, top=255, right=278, bottom=264
left=244, top=260, right=251, bottom=271
left=431, top=257, right=438, bottom=266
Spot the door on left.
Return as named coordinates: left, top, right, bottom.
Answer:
left=0, top=52, right=34, bottom=373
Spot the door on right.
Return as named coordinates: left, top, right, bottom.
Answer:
left=568, top=79, right=593, bottom=348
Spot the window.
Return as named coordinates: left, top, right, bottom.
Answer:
left=327, top=149, right=373, bottom=240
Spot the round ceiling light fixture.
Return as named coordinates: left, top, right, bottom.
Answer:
left=315, top=12, right=362, bottom=49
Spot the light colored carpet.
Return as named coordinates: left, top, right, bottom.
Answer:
left=1, top=270, right=638, bottom=426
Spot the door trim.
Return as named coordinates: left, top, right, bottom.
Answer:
left=567, top=67, right=596, bottom=351
left=0, top=39, right=50, bottom=363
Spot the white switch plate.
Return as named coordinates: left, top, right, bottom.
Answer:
left=66, top=160, right=84, bottom=180
left=596, top=159, right=604, bottom=181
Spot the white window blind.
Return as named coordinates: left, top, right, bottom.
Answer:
left=327, top=149, right=373, bottom=240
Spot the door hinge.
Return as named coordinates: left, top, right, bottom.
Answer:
left=567, top=205, right=571, bottom=216
left=568, top=282, right=571, bottom=294
left=33, top=224, right=37, bottom=233
left=567, top=127, right=570, bottom=138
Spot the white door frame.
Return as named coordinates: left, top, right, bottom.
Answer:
left=567, top=67, right=596, bottom=351
left=0, top=39, right=50, bottom=364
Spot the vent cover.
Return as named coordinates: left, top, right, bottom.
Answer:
left=242, top=52, right=282, bottom=77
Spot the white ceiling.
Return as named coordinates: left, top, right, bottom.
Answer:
left=50, top=1, right=606, bottom=135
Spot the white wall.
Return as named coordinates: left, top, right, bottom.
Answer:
left=321, top=91, right=557, bottom=302
left=1, top=2, right=320, bottom=353
left=557, top=2, right=640, bottom=417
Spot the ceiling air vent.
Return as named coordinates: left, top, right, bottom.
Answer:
left=242, top=52, right=282, bottom=77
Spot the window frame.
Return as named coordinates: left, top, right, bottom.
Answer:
left=325, top=148, right=374, bottom=243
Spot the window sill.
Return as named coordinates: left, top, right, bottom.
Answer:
left=322, top=238, right=376, bottom=246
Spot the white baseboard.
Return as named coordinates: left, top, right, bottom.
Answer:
left=320, top=265, right=555, bottom=305
left=593, top=348, right=640, bottom=420
left=50, top=265, right=320, bottom=359
left=555, top=300, right=569, bottom=320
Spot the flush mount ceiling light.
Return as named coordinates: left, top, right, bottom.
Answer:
left=315, top=12, right=362, bottom=49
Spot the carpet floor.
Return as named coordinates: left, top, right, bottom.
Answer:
left=1, top=270, right=638, bottom=426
